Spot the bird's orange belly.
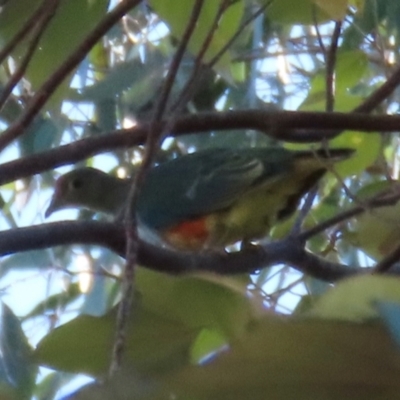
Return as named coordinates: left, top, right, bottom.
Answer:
left=163, top=217, right=211, bottom=250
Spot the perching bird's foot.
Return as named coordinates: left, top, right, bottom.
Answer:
left=239, top=240, right=258, bottom=252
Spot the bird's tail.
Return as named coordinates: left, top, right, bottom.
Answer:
left=295, top=147, right=355, bottom=161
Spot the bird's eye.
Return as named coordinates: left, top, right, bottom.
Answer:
left=70, top=178, right=83, bottom=190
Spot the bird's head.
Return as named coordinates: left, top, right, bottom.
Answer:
left=45, top=167, right=122, bottom=218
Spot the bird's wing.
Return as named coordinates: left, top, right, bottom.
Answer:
left=138, top=148, right=292, bottom=229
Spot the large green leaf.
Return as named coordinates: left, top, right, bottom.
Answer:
left=35, top=270, right=261, bottom=376
left=67, top=316, right=400, bottom=400
left=161, top=318, right=400, bottom=400
left=35, top=305, right=197, bottom=376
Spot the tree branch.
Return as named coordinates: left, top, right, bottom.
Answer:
left=1, top=109, right=400, bottom=186
left=0, top=220, right=374, bottom=282
left=325, top=21, right=342, bottom=112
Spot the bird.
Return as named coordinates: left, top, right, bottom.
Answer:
left=45, top=147, right=353, bottom=251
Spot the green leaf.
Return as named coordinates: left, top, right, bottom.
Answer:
left=137, top=270, right=258, bottom=339
left=81, top=54, right=163, bottom=101
left=330, top=129, right=381, bottom=177
left=190, top=328, right=227, bottom=364
left=268, top=0, right=331, bottom=24
left=35, top=270, right=262, bottom=376
left=335, top=51, right=369, bottom=90
left=309, top=275, right=400, bottom=321
left=35, top=305, right=197, bottom=376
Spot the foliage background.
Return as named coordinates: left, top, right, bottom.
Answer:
left=1, top=0, right=400, bottom=399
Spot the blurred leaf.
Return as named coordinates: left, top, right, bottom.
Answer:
left=268, top=0, right=331, bottom=24
left=344, top=181, right=400, bottom=260
left=35, top=270, right=262, bottom=376
left=70, top=315, right=400, bottom=400
left=309, top=275, right=400, bottom=321
left=94, top=98, right=117, bottom=132
left=376, top=301, right=400, bottom=348
left=81, top=55, right=164, bottom=102
left=330, top=130, right=381, bottom=176
left=66, top=369, right=159, bottom=400
left=342, top=0, right=381, bottom=50
left=335, top=50, right=369, bottom=90
left=158, top=316, right=400, bottom=400
left=300, top=50, right=369, bottom=110
left=137, top=270, right=259, bottom=339
left=297, top=50, right=377, bottom=177
left=35, top=305, right=197, bottom=376
left=19, top=117, right=58, bottom=156
left=0, top=303, right=37, bottom=399
left=34, top=372, right=76, bottom=400
left=168, top=274, right=254, bottom=338
left=190, top=328, right=227, bottom=364
left=0, top=251, right=53, bottom=279
left=314, top=0, right=348, bottom=19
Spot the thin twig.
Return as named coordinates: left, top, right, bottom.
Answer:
left=170, top=0, right=231, bottom=112
left=312, top=7, right=326, bottom=61
left=299, top=189, right=400, bottom=242
left=153, top=0, right=206, bottom=122
left=374, top=243, right=400, bottom=274
left=354, top=60, right=400, bottom=113
left=109, top=0, right=205, bottom=376
left=170, top=2, right=272, bottom=120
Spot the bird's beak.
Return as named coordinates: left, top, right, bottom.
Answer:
left=45, top=195, right=62, bottom=218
